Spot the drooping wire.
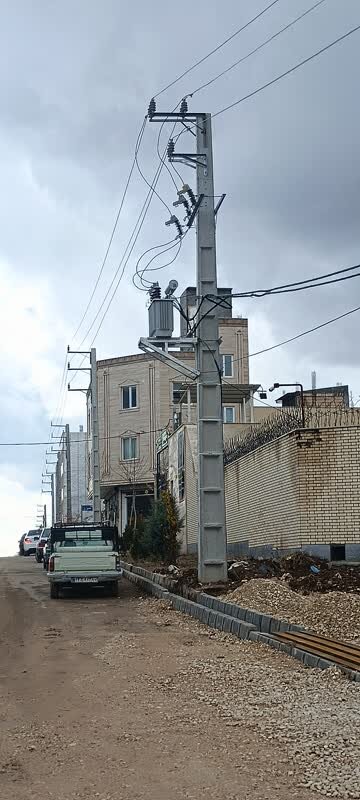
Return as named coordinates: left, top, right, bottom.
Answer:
left=132, top=236, right=181, bottom=291
left=190, top=263, right=360, bottom=334
left=68, top=123, right=180, bottom=386
left=139, top=237, right=183, bottom=290
left=135, top=127, right=173, bottom=215
left=75, top=122, right=179, bottom=351
left=72, top=118, right=146, bottom=344
left=199, top=303, right=360, bottom=377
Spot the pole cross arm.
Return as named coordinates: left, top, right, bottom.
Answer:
left=138, top=337, right=199, bottom=380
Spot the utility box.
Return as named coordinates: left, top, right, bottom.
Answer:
left=149, top=299, right=174, bottom=338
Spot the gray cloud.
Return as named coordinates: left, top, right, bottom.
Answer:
left=0, top=0, right=359, bottom=528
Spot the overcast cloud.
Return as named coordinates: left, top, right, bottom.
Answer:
left=0, top=0, right=359, bottom=554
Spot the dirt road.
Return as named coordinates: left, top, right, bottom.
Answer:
left=0, top=557, right=358, bottom=800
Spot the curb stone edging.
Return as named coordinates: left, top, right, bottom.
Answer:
left=119, top=561, right=360, bottom=682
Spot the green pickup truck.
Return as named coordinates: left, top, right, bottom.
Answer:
left=47, top=524, right=122, bottom=599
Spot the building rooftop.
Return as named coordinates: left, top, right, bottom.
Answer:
left=277, top=385, right=349, bottom=407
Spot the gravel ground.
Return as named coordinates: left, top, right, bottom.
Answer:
left=0, top=556, right=319, bottom=800
left=140, top=599, right=360, bottom=800
left=222, top=579, right=360, bottom=643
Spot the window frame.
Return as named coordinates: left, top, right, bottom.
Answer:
left=223, top=405, right=235, bottom=424
left=177, top=429, right=185, bottom=502
left=121, top=435, right=139, bottom=461
left=121, top=384, right=138, bottom=411
left=222, top=354, right=234, bottom=378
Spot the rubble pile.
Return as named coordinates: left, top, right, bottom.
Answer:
left=227, top=552, right=360, bottom=594
left=223, top=578, right=360, bottom=643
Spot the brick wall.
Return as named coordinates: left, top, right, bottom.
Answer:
left=225, top=432, right=300, bottom=552
left=225, top=426, right=360, bottom=556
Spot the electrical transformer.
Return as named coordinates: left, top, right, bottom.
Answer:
left=148, top=299, right=174, bottom=338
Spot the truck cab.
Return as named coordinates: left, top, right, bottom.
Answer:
left=47, top=524, right=122, bottom=599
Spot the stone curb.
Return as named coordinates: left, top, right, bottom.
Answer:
left=119, top=560, right=360, bottom=682
left=197, top=591, right=305, bottom=636
left=166, top=593, right=256, bottom=640
left=122, top=568, right=169, bottom=600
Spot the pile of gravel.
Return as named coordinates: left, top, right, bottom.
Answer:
left=222, top=579, right=360, bottom=643
left=145, top=599, right=360, bottom=799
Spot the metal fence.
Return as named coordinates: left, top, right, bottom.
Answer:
left=223, top=406, right=360, bottom=466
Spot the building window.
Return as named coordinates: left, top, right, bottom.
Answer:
left=121, top=436, right=138, bottom=461
left=172, top=382, right=186, bottom=404
left=222, top=354, right=233, bottom=377
left=121, top=385, right=137, bottom=410
left=60, top=463, right=64, bottom=477
left=178, top=430, right=185, bottom=501
left=223, top=406, right=235, bottom=424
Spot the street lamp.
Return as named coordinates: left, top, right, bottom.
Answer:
left=269, top=382, right=305, bottom=429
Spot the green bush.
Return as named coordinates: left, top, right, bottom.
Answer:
left=130, top=516, right=151, bottom=560
left=121, top=522, right=134, bottom=554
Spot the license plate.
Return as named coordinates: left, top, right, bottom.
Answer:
left=73, top=577, right=99, bottom=583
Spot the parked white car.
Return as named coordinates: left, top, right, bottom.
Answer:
left=47, top=524, right=122, bottom=599
left=23, top=530, right=41, bottom=556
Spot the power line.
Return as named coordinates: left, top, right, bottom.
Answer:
left=154, top=0, right=282, bottom=98
left=190, top=267, right=360, bottom=336
left=77, top=122, right=179, bottom=350
left=68, top=124, right=179, bottom=385
left=248, top=303, right=360, bottom=358
left=191, top=262, right=360, bottom=331
left=71, top=118, right=146, bottom=343
left=232, top=262, right=360, bottom=297
left=199, top=301, right=360, bottom=376
left=188, top=0, right=327, bottom=98
left=133, top=236, right=183, bottom=291
left=74, top=120, right=149, bottom=349
left=135, top=124, right=173, bottom=216
left=213, top=22, right=360, bottom=118
left=0, top=428, right=169, bottom=447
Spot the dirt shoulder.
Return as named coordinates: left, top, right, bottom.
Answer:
left=0, top=557, right=358, bottom=800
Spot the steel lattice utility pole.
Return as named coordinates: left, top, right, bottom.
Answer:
left=146, top=101, right=227, bottom=583
left=90, top=348, right=101, bottom=524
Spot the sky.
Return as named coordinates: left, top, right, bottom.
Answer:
left=0, top=0, right=359, bottom=556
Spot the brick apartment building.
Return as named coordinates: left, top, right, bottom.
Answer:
left=88, top=287, right=258, bottom=534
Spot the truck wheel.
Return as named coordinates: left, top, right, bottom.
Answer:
left=50, top=584, right=60, bottom=599
left=109, top=581, right=119, bottom=597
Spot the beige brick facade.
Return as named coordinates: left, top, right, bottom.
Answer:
left=164, top=419, right=360, bottom=559
left=225, top=426, right=360, bottom=558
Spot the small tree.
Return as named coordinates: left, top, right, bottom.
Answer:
left=141, top=490, right=183, bottom=564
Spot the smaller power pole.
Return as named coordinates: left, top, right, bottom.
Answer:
left=43, top=504, right=47, bottom=528
left=67, top=347, right=99, bottom=524
left=65, top=424, right=72, bottom=522
left=51, top=473, right=55, bottom=525
left=90, top=348, right=101, bottom=524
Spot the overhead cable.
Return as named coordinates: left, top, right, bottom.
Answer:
left=154, top=0, right=282, bottom=98
left=213, top=23, right=360, bottom=118
left=72, top=118, right=146, bottom=343
left=188, top=0, right=327, bottom=98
